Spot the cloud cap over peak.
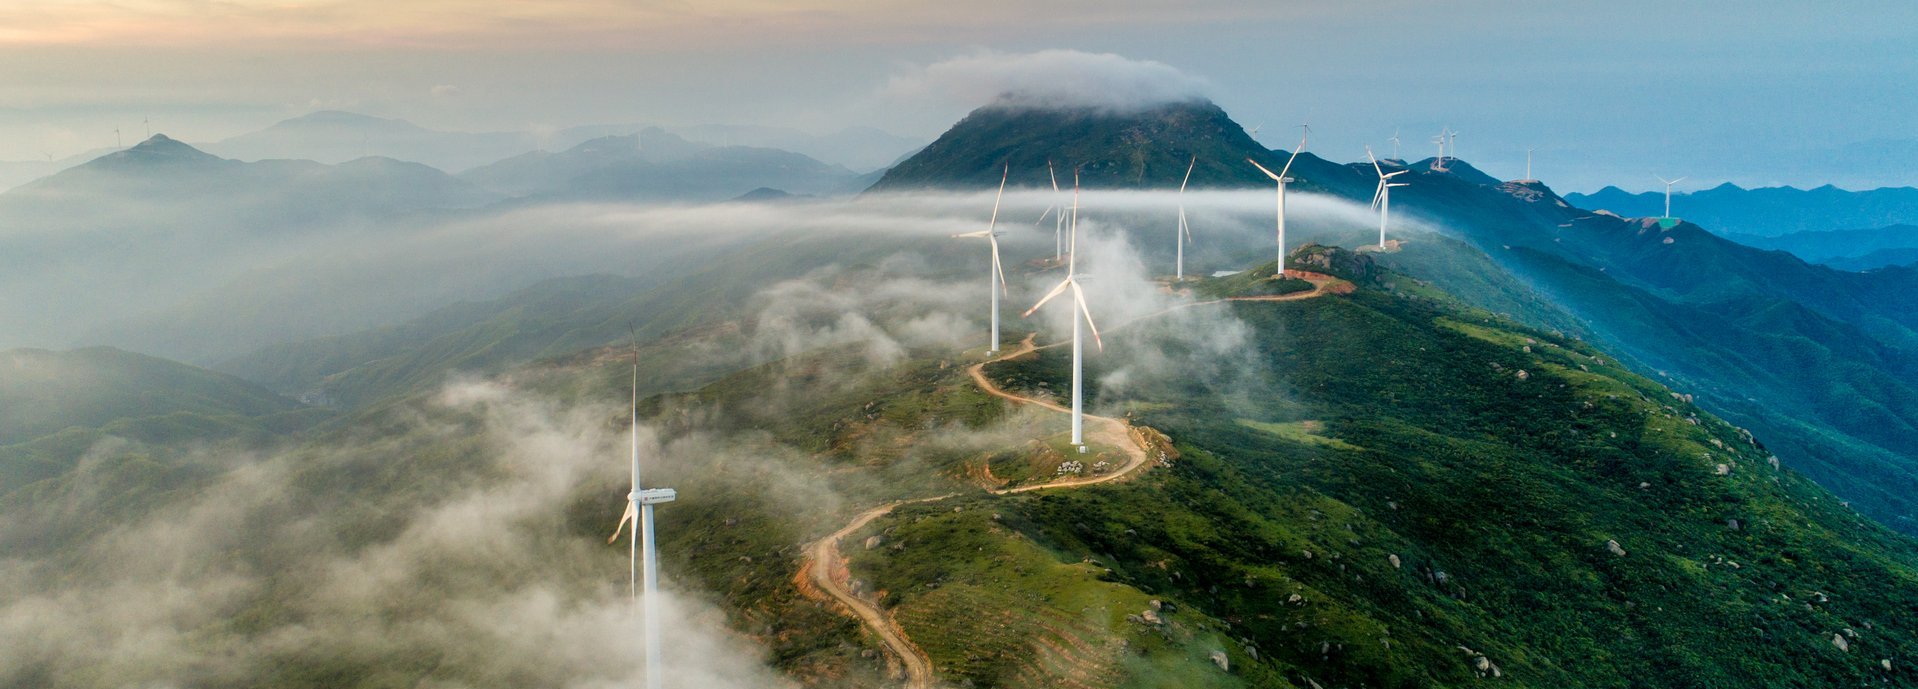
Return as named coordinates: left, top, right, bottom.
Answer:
left=887, top=49, right=1211, bottom=113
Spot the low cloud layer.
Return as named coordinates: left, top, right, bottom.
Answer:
left=885, top=50, right=1211, bottom=113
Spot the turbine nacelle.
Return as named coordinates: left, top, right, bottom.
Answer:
left=632, top=488, right=678, bottom=505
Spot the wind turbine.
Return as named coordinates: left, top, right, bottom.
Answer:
left=1390, top=128, right=1402, bottom=160
left=955, top=165, right=1011, bottom=354
left=1032, top=160, right=1065, bottom=262
left=1247, top=132, right=1307, bottom=278
left=1654, top=174, right=1686, bottom=218
left=1368, top=146, right=1410, bottom=250
left=114, top=128, right=122, bottom=149
left=609, top=353, right=677, bottom=689
left=1431, top=129, right=1447, bottom=169
left=1526, top=147, right=1536, bottom=181
left=1447, top=129, right=1459, bottom=160
left=1174, top=156, right=1196, bottom=280
left=1023, top=170, right=1103, bottom=450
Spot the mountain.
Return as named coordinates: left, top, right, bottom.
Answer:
left=0, top=346, right=321, bottom=493
left=1567, top=183, right=1918, bottom=237
left=870, top=99, right=1367, bottom=195
left=1724, top=224, right=1918, bottom=267
left=205, top=110, right=547, bottom=172
left=460, top=131, right=864, bottom=202
left=0, top=135, right=502, bottom=359
left=670, top=123, right=926, bottom=172
left=1824, top=246, right=1918, bottom=271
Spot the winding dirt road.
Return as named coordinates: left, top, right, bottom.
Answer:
left=797, top=269, right=1348, bottom=688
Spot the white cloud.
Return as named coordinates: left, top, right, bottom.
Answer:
left=885, top=49, right=1211, bottom=113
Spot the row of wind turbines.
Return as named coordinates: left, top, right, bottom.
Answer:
left=957, top=139, right=1416, bottom=451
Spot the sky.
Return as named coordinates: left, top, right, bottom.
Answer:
left=2, top=0, right=1916, bottom=192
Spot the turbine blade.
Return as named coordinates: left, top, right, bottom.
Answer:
left=1024, top=279, right=1072, bottom=317
left=992, top=240, right=1008, bottom=293
left=1035, top=205, right=1055, bottom=226
left=1247, top=158, right=1283, bottom=181
left=1180, top=156, right=1196, bottom=193
left=1278, top=136, right=1305, bottom=179
left=608, top=502, right=636, bottom=545
left=1048, top=160, right=1060, bottom=193
left=1367, top=146, right=1384, bottom=177
left=953, top=230, right=992, bottom=238
left=987, top=164, right=1007, bottom=233
left=1072, top=283, right=1104, bottom=351
left=1385, top=169, right=1408, bottom=178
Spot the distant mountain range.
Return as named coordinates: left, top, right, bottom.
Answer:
left=461, top=129, right=870, bottom=203
left=1567, top=183, right=1918, bottom=237
left=199, top=110, right=921, bottom=174
left=1724, top=224, right=1918, bottom=270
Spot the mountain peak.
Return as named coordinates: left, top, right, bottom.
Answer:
left=96, top=134, right=225, bottom=167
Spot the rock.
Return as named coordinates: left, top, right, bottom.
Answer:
left=1288, top=593, right=1304, bottom=604
left=1142, top=609, right=1163, bottom=625
left=1607, top=539, right=1628, bottom=557
left=1715, top=463, right=1732, bottom=476
left=1475, top=656, right=1491, bottom=671
left=1883, top=659, right=1893, bottom=671
left=1639, top=481, right=1651, bottom=489
left=1302, top=550, right=1313, bottom=559
left=1389, top=554, right=1402, bottom=569
left=1727, top=519, right=1741, bottom=531
left=1515, top=369, right=1530, bottom=381
left=1833, top=633, right=1850, bottom=652
left=863, top=535, right=884, bottom=550
left=1209, top=650, right=1230, bottom=671
left=1149, top=599, right=1163, bottom=611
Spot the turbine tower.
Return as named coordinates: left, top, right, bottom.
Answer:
left=1247, top=132, right=1307, bottom=278
left=1174, top=156, right=1196, bottom=280
left=1023, top=170, right=1103, bottom=449
left=955, top=165, right=1011, bottom=354
left=1368, top=146, right=1410, bottom=250
left=1526, top=147, right=1536, bottom=182
left=1655, top=174, right=1686, bottom=219
left=609, top=356, right=677, bottom=689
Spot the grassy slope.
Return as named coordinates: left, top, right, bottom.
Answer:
left=837, top=252, right=1918, bottom=688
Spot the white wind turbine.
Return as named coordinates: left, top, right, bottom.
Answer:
left=609, top=356, right=677, bottom=689
left=955, top=165, right=1011, bottom=354
left=1247, top=132, right=1307, bottom=278
left=1368, top=146, right=1410, bottom=250
left=1390, top=128, right=1402, bottom=160
left=1655, top=174, right=1686, bottom=218
left=1526, top=147, right=1536, bottom=182
left=1023, top=170, right=1103, bottom=450
left=1174, top=156, right=1196, bottom=281
left=1032, top=161, right=1066, bottom=262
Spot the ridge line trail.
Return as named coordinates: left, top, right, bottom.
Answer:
left=797, top=269, right=1346, bottom=689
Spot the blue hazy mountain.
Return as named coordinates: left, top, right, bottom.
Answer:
left=1568, top=183, right=1918, bottom=237
left=461, top=131, right=865, bottom=202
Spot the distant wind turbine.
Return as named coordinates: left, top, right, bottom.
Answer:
left=143, top=116, right=150, bottom=139
left=1247, top=131, right=1307, bottom=277
left=1038, top=161, right=1064, bottom=261
left=955, top=165, right=1011, bottom=354
left=114, top=128, right=121, bottom=149
left=1298, top=123, right=1312, bottom=149
left=609, top=352, right=677, bottom=689
left=1390, top=128, right=1402, bottom=160
left=1654, top=174, right=1686, bottom=218
left=1023, top=170, right=1102, bottom=450
left=1526, top=147, right=1536, bottom=182
left=1174, top=156, right=1196, bottom=280
left=1368, top=146, right=1410, bottom=250
left=1431, top=129, right=1447, bottom=169
left=1247, top=122, right=1265, bottom=139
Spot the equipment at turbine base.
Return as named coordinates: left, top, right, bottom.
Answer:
left=1657, top=217, right=1680, bottom=230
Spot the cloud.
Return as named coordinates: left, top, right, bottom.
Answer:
left=429, top=84, right=461, bottom=98
left=885, top=49, right=1211, bottom=113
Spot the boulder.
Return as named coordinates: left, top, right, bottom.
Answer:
left=1209, top=650, right=1230, bottom=671
left=1833, top=633, right=1850, bottom=652
left=1389, top=554, right=1403, bottom=569
left=1607, top=539, right=1627, bottom=557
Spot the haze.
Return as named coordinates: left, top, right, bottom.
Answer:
left=4, top=0, right=1916, bottom=192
